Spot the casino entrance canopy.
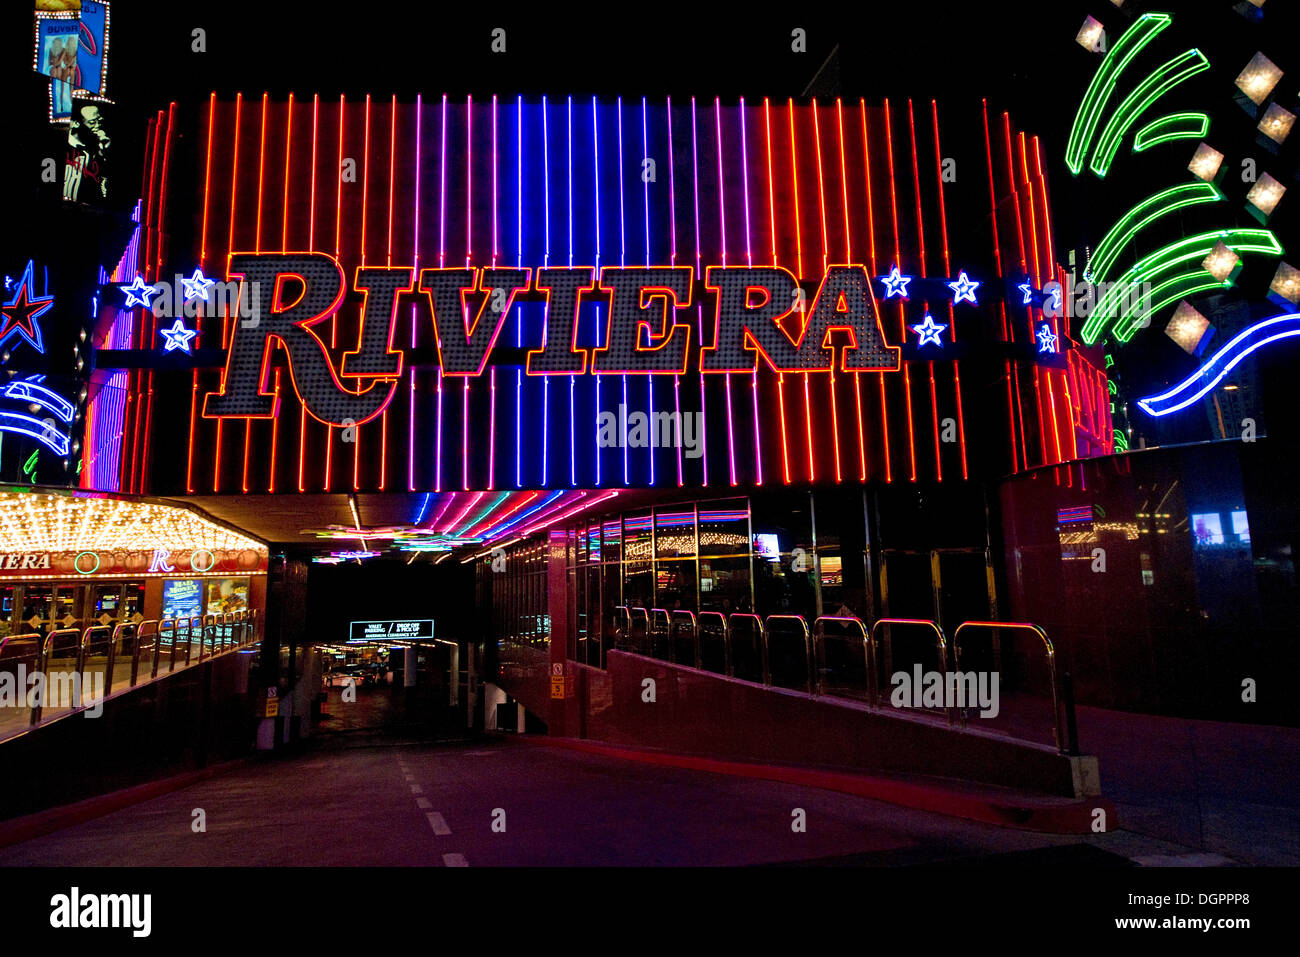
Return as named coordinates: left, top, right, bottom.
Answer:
left=87, top=96, right=1113, bottom=501
left=0, top=488, right=267, bottom=578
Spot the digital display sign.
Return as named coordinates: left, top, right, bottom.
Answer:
left=348, top=619, right=435, bottom=643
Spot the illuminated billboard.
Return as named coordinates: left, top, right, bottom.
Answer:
left=97, top=97, right=1113, bottom=496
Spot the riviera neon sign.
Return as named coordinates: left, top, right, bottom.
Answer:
left=202, top=254, right=902, bottom=427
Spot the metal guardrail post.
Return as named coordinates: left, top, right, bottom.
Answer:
left=34, top=629, right=79, bottom=723
left=650, top=608, right=671, bottom=660
left=104, top=625, right=117, bottom=694
left=628, top=607, right=650, bottom=656
left=724, top=613, right=764, bottom=681
left=669, top=610, right=698, bottom=668
left=187, top=616, right=200, bottom=664
left=1062, top=671, right=1080, bottom=756
left=696, top=611, right=727, bottom=675
left=869, top=618, right=950, bottom=721
left=143, top=620, right=161, bottom=678
left=764, top=614, right=812, bottom=693
left=811, top=615, right=871, bottom=699
left=951, top=620, right=1067, bottom=753
left=129, top=622, right=143, bottom=686
left=612, top=606, right=629, bottom=654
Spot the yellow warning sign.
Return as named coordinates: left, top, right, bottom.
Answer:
left=550, top=677, right=565, bottom=699
left=265, top=699, right=279, bottom=717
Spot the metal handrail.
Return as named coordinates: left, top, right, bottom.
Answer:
left=697, top=611, right=728, bottom=674
left=10, top=609, right=258, bottom=735
left=669, top=610, right=699, bottom=668
left=869, top=617, right=951, bottom=722
left=952, top=620, right=1073, bottom=754
left=725, top=613, right=765, bottom=682
left=812, top=615, right=871, bottom=698
left=0, top=632, right=40, bottom=660
left=764, top=614, right=812, bottom=693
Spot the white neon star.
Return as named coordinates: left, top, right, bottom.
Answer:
left=1037, top=323, right=1059, bottom=354
left=879, top=265, right=912, bottom=299
left=121, top=276, right=158, bottom=309
left=911, top=313, right=948, bottom=348
left=1018, top=280, right=1034, bottom=305
left=181, top=268, right=216, bottom=302
left=160, top=319, right=198, bottom=354
left=947, top=271, right=980, bottom=305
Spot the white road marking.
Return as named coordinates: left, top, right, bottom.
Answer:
left=442, top=853, right=468, bottom=867
left=410, top=784, right=423, bottom=794
left=416, top=797, right=432, bottom=809
left=427, top=812, right=451, bottom=835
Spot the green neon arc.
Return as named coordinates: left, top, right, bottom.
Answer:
left=1113, top=430, right=1129, bottom=452
left=1087, top=180, right=1222, bottom=285
left=1133, top=111, right=1210, bottom=152
left=1066, top=13, right=1172, bottom=175
left=1091, top=49, right=1211, bottom=177
left=1081, top=228, right=1283, bottom=345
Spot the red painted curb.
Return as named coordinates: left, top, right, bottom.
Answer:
left=532, top=737, right=1114, bottom=834
left=0, top=758, right=252, bottom=851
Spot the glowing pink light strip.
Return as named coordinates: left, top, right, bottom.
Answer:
left=542, top=96, right=551, bottom=487
left=592, top=96, right=602, bottom=488
left=740, top=97, right=762, bottom=486
left=642, top=97, right=655, bottom=486
left=690, top=97, right=709, bottom=486
left=409, top=94, right=422, bottom=492
left=617, top=97, right=628, bottom=486
left=435, top=94, right=447, bottom=492
left=462, top=94, right=472, bottom=491
left=667, top=96, right=684, bottom=487
left=568, top=96, right=577, bottom=487
left=715, top=98, right=737, bottom=485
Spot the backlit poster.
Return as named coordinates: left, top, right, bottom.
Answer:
left=162, top=579, right=203, bottom=620
left=76, top=1, right=109, bottom=95
left=206, top=578, right=249, bottom=616
left=65, top=97, right=112, bottom=202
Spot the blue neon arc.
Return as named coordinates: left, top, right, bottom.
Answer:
left=1137, top=312, right=1300, bottom=417
left=3, top=377, right=74, bottom=422
left=0, top=413, right=70, bottom=455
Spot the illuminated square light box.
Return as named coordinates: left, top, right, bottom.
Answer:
left=1234, top=52, right=1283, bottom=114
left=1257, top=102, right=1294, bottom=145
left=1165, top=301, right=1214, bottom=357
left=1203, top=241, right=1241, bottom=283
left=1268, top=261, right=1300, bottom=308
left=1076, top=16, right=1105, bottom=53
left=1246, top=172, right=1286, bottom=223
left=1188, top=142, right=1224, bottom=182
left=1233, top=0, right=1265, bottom=20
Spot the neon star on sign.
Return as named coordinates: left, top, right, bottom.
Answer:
left=121, top=276, right=158, bottom=309
left=879, top=265, right=912, bottom=299
left=947, top=271, right=980, bottom=305
left=1017, top=280, right=1034, bottom=305
left=911, top=313, right=948, bottom=348
left=160, top=319, right=198, bottom=353
left=181, top=268, right=216, bottom=302
left=0, top=261, right=53, bottom=354
left=1037, top=323, right=1059, bottom=353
